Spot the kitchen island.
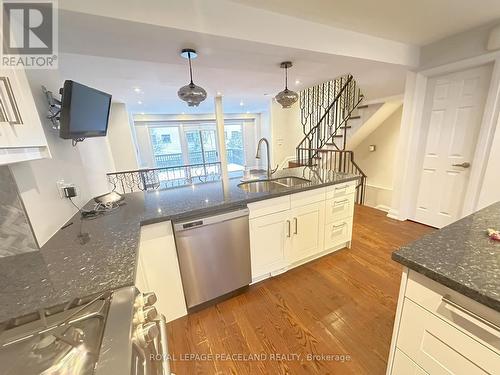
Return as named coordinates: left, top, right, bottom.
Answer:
left=0, top=166, right=359, bottom=323
left=387, top=202, right=500, bottom=374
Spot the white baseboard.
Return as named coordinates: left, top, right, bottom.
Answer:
left=375, top=204, right=391, bottom=212
left=387, top=208, right=406, bottom=221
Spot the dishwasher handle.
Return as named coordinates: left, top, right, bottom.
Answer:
left=173, top=208, right=249, bottom=232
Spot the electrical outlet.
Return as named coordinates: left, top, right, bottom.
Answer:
left=56, top=180, right=76, bottom=199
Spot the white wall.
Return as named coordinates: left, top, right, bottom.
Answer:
left=420, top=21, right=500, bottom=69
left=270, top=100, right=303, bottom=167
left=9, top=70, right=115, bottom=246
left=107, top=103, right=139, bottom=171
left=478, top=115, right=500, bottom=209
left=353, top=108, right=402, bottom=211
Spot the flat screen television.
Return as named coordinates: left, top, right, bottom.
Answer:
left=59, top=80, right=112, bottom=140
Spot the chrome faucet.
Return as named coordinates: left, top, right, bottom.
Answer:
left=255, top=137, right=278, bottom=179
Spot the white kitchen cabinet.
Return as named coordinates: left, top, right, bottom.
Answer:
left=0, top=68, right=50, bottom=164
left=136, top=221, right=187, bottom=322
left=248, top=182, right=356, bottom=282
left=387, top=269, right=500, bottom=375
left=324, top=217, right=352, bottom=250
left=392, top=349, right=427, bottom=375
left=288, top=201, right=325, bottom=263
left=249, top=209, right=291, bottom=281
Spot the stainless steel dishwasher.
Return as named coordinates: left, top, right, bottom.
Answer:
left=173, top=207, right=251, bottom=310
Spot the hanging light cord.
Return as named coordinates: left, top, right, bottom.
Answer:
left=284, top=65, right=288, bottom=90
left=187, top=52, right=194, bottom=84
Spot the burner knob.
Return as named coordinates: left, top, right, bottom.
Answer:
left=135, top=292, right=157, bottom=307
left=133, top=306, right=158, bottom=324
left=135, top=322, right=159, bottom=346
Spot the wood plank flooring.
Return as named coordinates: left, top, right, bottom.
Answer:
left=166, top=205, right=433, bottom=375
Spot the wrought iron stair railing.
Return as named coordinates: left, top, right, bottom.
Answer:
left=297, top=148, right=366, bottom=204
left=296, top=74, right=364, bottom=165
left=295, top=74, right=366, bottom=204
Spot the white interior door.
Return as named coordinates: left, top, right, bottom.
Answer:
left=413, top=65, right=492, bottom=228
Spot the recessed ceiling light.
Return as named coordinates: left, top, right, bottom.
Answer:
left=140, top=112, right=145, bottom=115
left=216, top=91, right=222, bottom=96
left=181, top=112, right=185, bottom=115
left=295, top=79, right=301, bottom=85
left=137, top=101, right=142, bottom=105
left=246, top=111, right=250, bottom=114
left=240, top=101, right=244, bottom=106
left=133, top=87, right=141, bottom=93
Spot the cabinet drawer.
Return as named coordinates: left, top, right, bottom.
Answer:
left=247, top=195, right=290, bottom=219
left=392, top=349, right=428, bottom=375
left=325, top=194, right=355, bottom=223
left=397, top=298, right=499, bottom=374
left=406, top=271, right=500, bottom=353
left=324, top=218, right=352, bottom=250
left=326, top=181, right=356, bottom=199
left=290, top=187, right=326, bottom=208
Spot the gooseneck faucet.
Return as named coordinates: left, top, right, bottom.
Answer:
left=255, top=137, right=278, bottom=179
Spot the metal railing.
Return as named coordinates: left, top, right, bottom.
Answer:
left=154, top=148, right=244, bottom=168
left=296, top=74, right=363, bottom=166
left=297, top=148, right=366, bottom=204
left=107, top=162, right=222, bottom=194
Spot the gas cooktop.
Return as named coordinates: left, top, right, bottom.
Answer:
left=0, top=292, right=111, bottom=375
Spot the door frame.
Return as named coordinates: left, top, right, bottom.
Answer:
left=389, top=51, right=500, bottom=222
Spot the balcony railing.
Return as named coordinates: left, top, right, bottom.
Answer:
left=154, top=148, right=244, bottom=168
left=107, top=162, right=222, bottom=194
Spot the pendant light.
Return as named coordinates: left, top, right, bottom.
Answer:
left=178, top=49, right=207, bottom=107
left=275, top=61, right=298, bottom=109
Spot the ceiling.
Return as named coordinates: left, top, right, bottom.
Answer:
left=56, top=10, right=407, bottom=114
left=229, top=0, right=500, bottom=45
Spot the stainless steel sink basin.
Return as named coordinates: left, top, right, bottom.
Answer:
left=238, top=176, right=311, bottom=193
left=238, top=180, right=281, bottom=193
left=272, top=176, right=311, bottom=187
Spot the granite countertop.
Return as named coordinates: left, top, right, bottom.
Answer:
left=392, top=201, right=500, bottom=312
left=0, top=167, right=359, bottom=322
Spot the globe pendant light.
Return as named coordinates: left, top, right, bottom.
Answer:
left=275, top=61, right=298, bottom=109
left=178, top=49, right=207, bottom=107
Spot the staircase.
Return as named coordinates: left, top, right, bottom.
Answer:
left=294, top=74, right=367, bottom=204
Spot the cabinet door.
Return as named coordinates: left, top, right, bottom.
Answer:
left=392, top=349, right=428, bottom=375
left=397, top=298, right=499, bottom=375
left=324, top=217, right=352, bottom=250
left=289, top=201, right=325, bottom=263
left=0, top=68, right=47, bottom=148
left=249, top=210, right=290, bottom=279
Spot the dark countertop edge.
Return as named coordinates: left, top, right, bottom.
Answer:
left=391, top=252, right=500, bottom=313
left=139, top=175, right=361, bottom=226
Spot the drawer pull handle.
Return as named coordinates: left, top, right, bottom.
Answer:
left=332, top=223, right=346, bottom=230
left=442, top=296, right=500, bottom=332
left=333, top=199, right=349, bottom=207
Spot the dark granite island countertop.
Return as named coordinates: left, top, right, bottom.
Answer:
left=392, top=201, right=500, bottom=312
left=0, top=167, right=360, bottom=322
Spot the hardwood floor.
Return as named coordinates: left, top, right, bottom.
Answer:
left=166, top=205, right=433, bottom=375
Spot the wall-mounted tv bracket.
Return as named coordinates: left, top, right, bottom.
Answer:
left=42, top=85, right=62, bottom=130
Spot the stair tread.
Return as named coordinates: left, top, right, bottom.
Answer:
left=340, top=125, right=352, bottom=129
left=349, top=115, right=361, bottom=119
left=357, top=104, right=369, bottom=109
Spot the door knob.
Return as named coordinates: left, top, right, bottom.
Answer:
left=452, top=162, right=470, bottom=168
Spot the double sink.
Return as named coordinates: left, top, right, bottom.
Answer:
left=238, top=176, right=311, bottom=193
